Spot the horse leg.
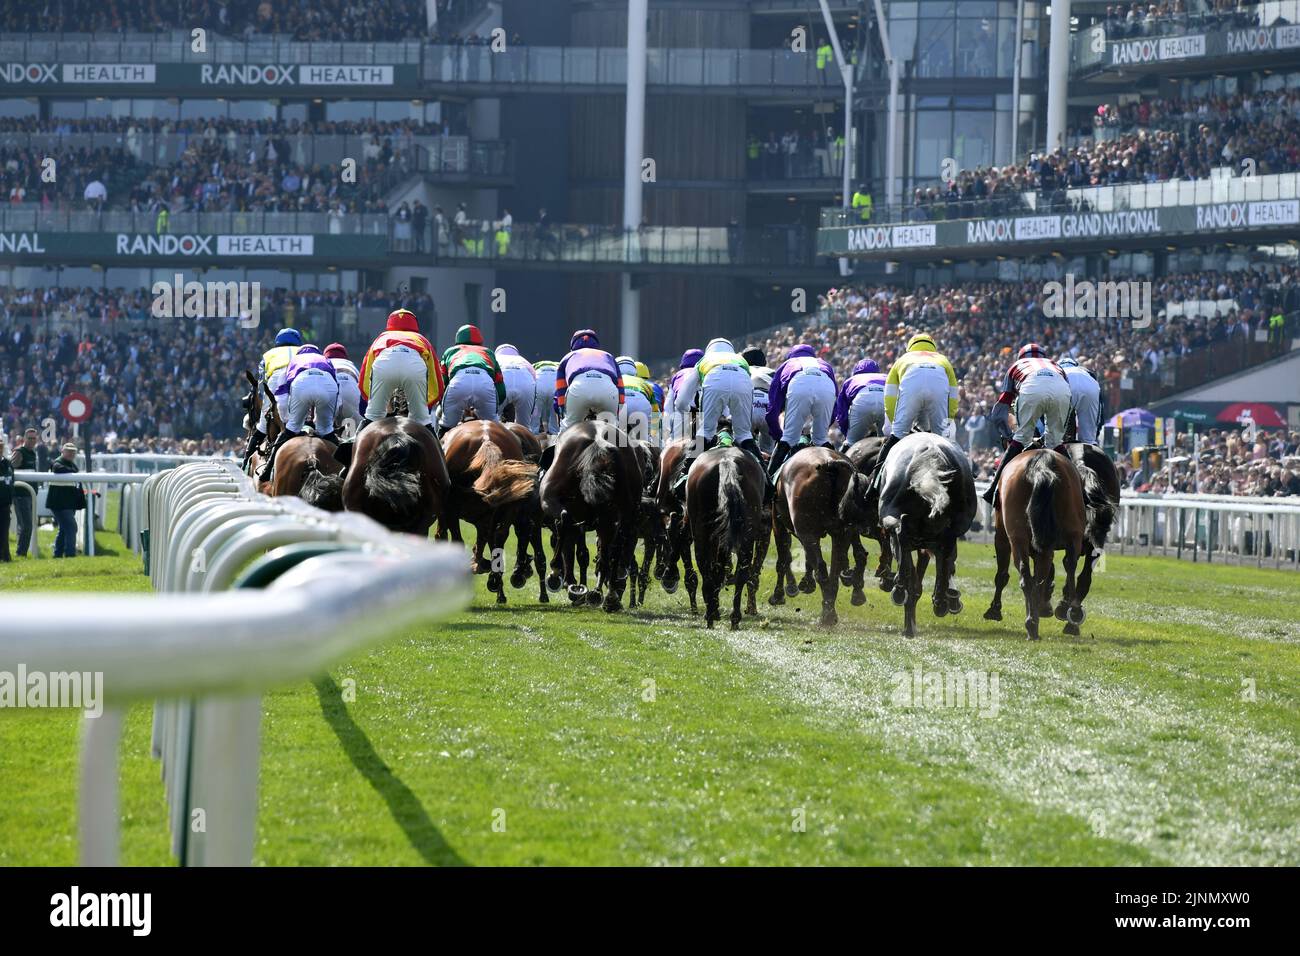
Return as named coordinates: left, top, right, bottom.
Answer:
left=769, top=519, right=792, bottom=605
left=797, top=532, right=821, bottom=595
left=1039, top=559, right=1056, bottom=618
left=984, top=520, right=1011, bottom=621
left=576, top=535, right=590, bottom=588
left=528, top=516, right=549, bottom=603
left=627, top=549, right=640, bottom=608
left=638, top=531, right=654, bottom=602
left=931, top=545, right=952, bottom=618
left=698, top=540, right=720, bottom=628
left=731, top=536, right=752, bottom=630
left=848, top=534, right=868, bottom=607
left=875, top=532, right=895, bottom=591
left=1061, top=543, right=1086, bottom=635
left=661, top=514, right=682, bottom=593
left=822, top=534, right=849, bottom=627
left=747, top=520, right=769, bottom=616
left=1019, top=553, right=1040, bottom=641
left=680, top=526, right=699, bottom=614
left=489, top=518, right=508, bottom=605
left=901, top=540, right=922, bottom=638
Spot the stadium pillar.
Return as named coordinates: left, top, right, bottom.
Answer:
left=621, top=0, right=649, bottom=357
left=1046, top=0, right=1071, bottom=155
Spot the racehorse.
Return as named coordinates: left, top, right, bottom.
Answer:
left=270, top=431, right=344, bottom=511
left=770, top=446, right=873, bottom=626
left=241, top=370, right=280, bottom=493
left=501, top=421, right=551, bottom=602
left=686, top=446, right=769, bottom=629
left=440, top=420, right=538, bottom=603
left=652, top=437, right=699, bottom=613
left=539, top=419, right=641, bottom=612
left=1058, top=443, right=1120, bottom=636
left=626, top=438, right=665, bottom=609
left=339, top=417, right=450, bottom=536
left=843, top=436, right=896, bottom=604
left=876, top=432, right=977, bottom=638
left=983, top=447, right=1087, bottom=640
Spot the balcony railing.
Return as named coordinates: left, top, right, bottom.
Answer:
left=0, top=34, right=424, bottom=64
left=0, top=206, right=393, bottom=236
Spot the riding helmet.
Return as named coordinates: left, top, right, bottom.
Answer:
left=1018, top=342, right=1047, bottom=359
left=324, top=343, right=348, bottom=359
left=386, top=309, right=419, bottom=332
left=275, top=327, right=303, bottom=346
left=906, top=333, right=937, bottom=352
left=570, top=329, right=600, bottom=350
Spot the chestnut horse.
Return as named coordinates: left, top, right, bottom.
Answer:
left=686, top=446, right=769, bottom=629
left=339, top=417, right=450, bottom=536
left=440, top=420, right=538, bottom=603
left=270, top=433, right=344, bottom=510
left=652, top=437, right=699, bottom=613
left=770, top=446, right=873, bottom=626
left=983, top=447, right=1087, bottom=640
left=539, top=419, right=641, bottom=612
left=876, top=432, right=977, bottom=638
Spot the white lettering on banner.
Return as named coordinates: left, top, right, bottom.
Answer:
left=115, top=234, right=214, bottom=256
left=217, top=235, right=314, bottom=255
left=892, top=224, right=936, bottom=248
left=0, top=232, right=45, bottom=253
left=62, top=63, right=155, bottom=83
left=200, top=64, right=295, bottom=86
left=1158, top=34, right=1205, bottom=60
left=967, top=218, right=1015, bottom=243
left=0, top=63, right=58, bottom=83
left=1277, top=25, right=1300, bottom=50
left=847, top=226, right=891, bottom=251
left=1227, top=28, right=1273, bottom=53
left=1014, top=216, right=1061, bottom=241
left=1196, top=202, right=1247, bottom=230
left=1111, top=38, right=1158, bottom=65
left=298, top=65, right=394, bottom=86
left=1247, top=200, right=1300, bottom=227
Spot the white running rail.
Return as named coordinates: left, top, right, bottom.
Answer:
left=0, top=459, right=472, bottom=866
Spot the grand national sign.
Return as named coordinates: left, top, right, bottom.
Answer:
left=965, top=210, right=1164, bottom=244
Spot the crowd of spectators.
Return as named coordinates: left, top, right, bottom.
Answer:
left=1128, top=427, right=1300, bottom=496
left=1099, top=0, right=1264, bottom=38
left=911, top=84, right=1300, bottom=220
left=0, top=0, right=489, bottom=42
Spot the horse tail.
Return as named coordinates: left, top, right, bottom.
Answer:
left=908, top=445, right=953, bottom=518
left=364, top=430, right=424, bottom=508
left=470, top=439, right=536, bottom=508
left=1026, top=452, right=1059, bottom=555
left=1076, top=458, right=1116, bottom=548
left=576, top=434, right=618, bottom=507
left=300, top=467, right=343, bottom=511
left=712, top=455, right=749, bottom=554
left=816, top=457, right=862, bottom=525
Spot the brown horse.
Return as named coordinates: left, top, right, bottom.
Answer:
left=340, top=417, right=450, bottom=536
left=440, top=420, right=538, bottom=603
left=876, top=432, right=977, bottom=638
left=241, top=370, right=280, bottom=494
left=1059, top=442, right=1120, bottom=636
left=983, top=447, right=1087, bottom=640
left=686, top=446, right=770, bottom=629
left=770, top=446, right=873, bottom=626
left=652, top=437, right=699, bottom=613
left=843, top=436, right=896, bottom=603
left=626, top=438, right=665, bottom=609
left=501, top=422, right=552, bottom=600
left=539, top=419, right=642, bottom=612
left=270, top=433, right=344, bottom=510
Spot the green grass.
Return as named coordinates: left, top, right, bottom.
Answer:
left=2, top=520, right=1298, bottom=866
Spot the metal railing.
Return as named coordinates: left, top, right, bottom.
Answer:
left=0, top=34, right=426, bottom=65
left=0, top=459, right=472, bottom=866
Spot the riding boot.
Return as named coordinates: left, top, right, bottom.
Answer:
left=981, top=440, right=1024, bottom=505
left=673, top=436, right=715, bottom=498
left=536, top=442, right=557, bottom=488
left=764, top=440, right=793, bottom=504
left=257, top=429, right=297, bottom=483
left=242, top=429, right=264, bottom=472
left=866, top=433, right=900, bottom=492
left=739, top=437, right=763, bottom=469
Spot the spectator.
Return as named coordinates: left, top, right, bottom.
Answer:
left=47, top=441, right=81, bottom=559
left=0, top=432, right=12, bottom=561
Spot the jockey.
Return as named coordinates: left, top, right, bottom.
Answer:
left=741, top=347, right=774, bottom=452
left=664, top=348, right=704, bottom=442
left=325, top=342, right=363, bottom=434
left=495, top=343, right=537, bottom=426
left=1059, top=356, right=1103, bottom=445
left=673, top=337, right=762, bottom=496
left=982, top=342, right=1073, bottom=503
left=835, top=358, right=889, bottom=447
left=242, top=327, right=301, bottom=470
left=440, top=324, right=507, bottom=429
left=616, top=355, right=656, bottom=442
left=258, top=344, right=340, bottom=481
left=765, top=343, right=838, bottom=489
left=532, top=360, right=560, bottom=434
left=869, top=333, right=959, bottom=489
left=555, top=328, right=623, bottom=430
left=359, top=309, right=445, bottom=431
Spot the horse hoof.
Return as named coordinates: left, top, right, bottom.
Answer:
left=1067, top=605, right=1086, bottom=625
left=983, top=606, right=1002, bottom=621
left=850, top=590, right=866, bottom=607
left=496, top=591, right=507, bottom=605
left=839, top=570, right=855, bottom=586
left=730, top=619, right=740, bottom=631
left=538, top=590, right=550, bottom=604
left=546, top=574, right=562, bottom=593
left=890, top=586, right=907, bottom=607
left=785, top=580, right=800, bottom=598
left=933, top=601, right=949, bottom=618
left=1054, top=602, right=1069, bottom=621
left=798, top=579, right=817, bottom=595
left=602, top=597, right=621, bottom=613
left=587, top=589, right=603, bottom=606
left=768, top=591, right=785, bottom=606
left=821, top=610, right=838, bottom=626
left=877, top=576, right=894, bottom=592
left=510, top=571, right=528, bottom=590
left=663, top=578, right=678, bottom=595
left=948, top=597, right=964, bottom=615
left=1063, top=622, right=1080, bottom=637
left=1025, top=619, right=1040, bottom=641
left=567, top=585, right=587, bottom=604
